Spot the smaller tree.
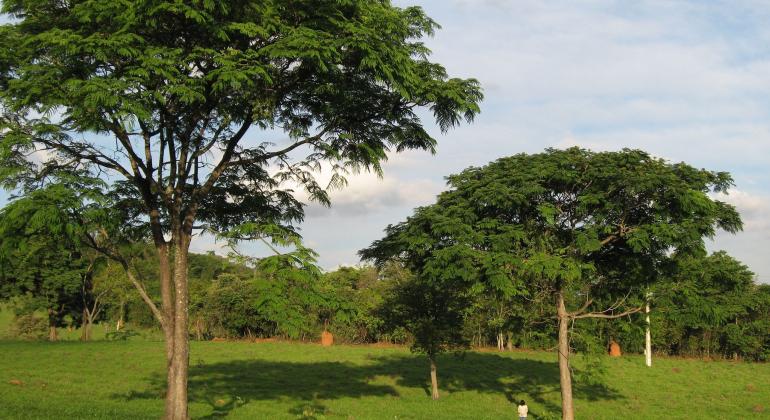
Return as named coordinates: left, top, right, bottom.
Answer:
left=361, top=206, right=488, bottom=400
left=381, top=272, right=473, bottom=400
left=93, top=260, right=136, bottom=332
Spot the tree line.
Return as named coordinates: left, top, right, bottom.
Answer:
left=3, top=213, right=768, bottom=361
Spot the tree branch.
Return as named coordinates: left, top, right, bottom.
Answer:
left=226, top=127, right=330, bottom=168
left=193, top=117, right=253, bottom=200
left=568, top=298, right=593, bottom=317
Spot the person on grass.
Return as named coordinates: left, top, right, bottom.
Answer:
left=517, top=400, right=528, bottom=420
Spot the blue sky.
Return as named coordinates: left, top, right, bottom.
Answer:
left=2, top=1, right=770, bottom=282
left=294, top=0, right=770, bottom=283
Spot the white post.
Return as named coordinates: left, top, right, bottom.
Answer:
left=645, top=292, right=652, bottom=367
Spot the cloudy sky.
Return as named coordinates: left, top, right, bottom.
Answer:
left=2, top=1, right=769, bottom=282
left=290, top=0, right=770, bottom=283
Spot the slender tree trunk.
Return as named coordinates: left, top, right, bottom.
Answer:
left=47, top=309, right=58, bottom=342
left=81, top=308, right=89, bottom=341
left=644, top=300, right=652, bottom=367
left=195, top=318, right=203, bottom=341
left=733, top=318, right=739, bottom=360
left=168, top=232, right=191, bottom=420
left=429, top=355, right=439, bottom=400
left=557, top=292, right=574, bottom=420
left=116, top=299, right=125, bottom=331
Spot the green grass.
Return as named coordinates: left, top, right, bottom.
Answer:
left=0, top=304, right=14, bottom=339
left=0, top=339, right=768, bottom=420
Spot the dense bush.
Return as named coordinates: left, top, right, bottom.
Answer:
left=11, top=314, right=48, bottom=340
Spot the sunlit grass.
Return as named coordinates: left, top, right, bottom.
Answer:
left=0, top=339, right=768, bottom=419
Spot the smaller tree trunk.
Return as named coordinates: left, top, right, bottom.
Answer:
left=81, top=308, right=95, bottom=341
left=429, top=355, right=439, bottom=400
left=83, top=322, right=92, bottom=341
left=81, top=308, right=89, bottom=341
left=116, top=299, right=125, bottom=331
left=644, top=300, right=652, bottom=367
left=81, top=315, right=93, bottom=341
left=195, top=318, right=204, bottom=341
left=47, top=309, right=58, bottom=342
left=48, top=325, right=58, bottom=341
left=506, top=332, right=513, bottom=351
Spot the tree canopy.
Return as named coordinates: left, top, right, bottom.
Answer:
left=0, top=2, right=482, bottom=417
left=361, top=147, right=742, bottom=419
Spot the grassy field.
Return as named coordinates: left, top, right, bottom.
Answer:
left=0, top=338, right=768, bottom=420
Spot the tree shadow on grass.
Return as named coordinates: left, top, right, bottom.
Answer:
left=114, top=351, right=621, bottom=419
left=370, top=352, right=622, bottom=417
left=114, top=358, right=399, bottom=418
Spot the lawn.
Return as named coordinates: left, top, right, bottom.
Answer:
left=0, top=338, right=768, bottom=420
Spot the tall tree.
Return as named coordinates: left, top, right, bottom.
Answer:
left=0, top=2, right=481, bottom=417
left=362, top=148, right=741, bottom=419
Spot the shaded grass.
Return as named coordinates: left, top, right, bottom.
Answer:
left=0, top=340, right=768, bottom=419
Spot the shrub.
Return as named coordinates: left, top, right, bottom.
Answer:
left=105, top=329, right=140, bottom=341
left=11, top=314, right=48, bottom=340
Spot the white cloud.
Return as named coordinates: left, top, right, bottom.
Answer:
left=305, top=172, right=442, bottom=218
left=713, top=189, right=770, bottom=233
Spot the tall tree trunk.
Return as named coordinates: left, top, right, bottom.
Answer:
left=156, top=243, right=178, bottom=418
left=168, top=232, right=191, bottom=420
left=557, top=292, right=574, bottom=420
left=429, top=355, right=439, bottom=400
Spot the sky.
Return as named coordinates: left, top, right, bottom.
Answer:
left=290, top=0, right=770, bottom=283
left=2, top=1, right=770, bottom=282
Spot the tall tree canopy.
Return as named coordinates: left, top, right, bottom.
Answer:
left=0, top=1, right=482, bottom=418
left=361, top=147, right=741, bottom=420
